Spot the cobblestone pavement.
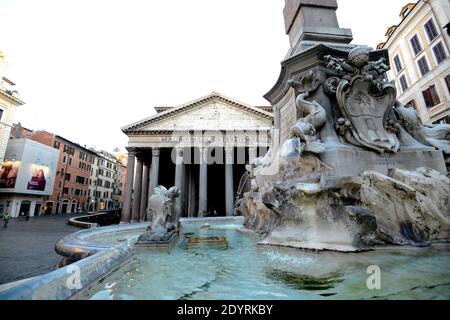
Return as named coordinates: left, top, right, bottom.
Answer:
left=0, top=214, right=81, bottom=285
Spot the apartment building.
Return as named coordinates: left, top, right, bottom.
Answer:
left=0, top=51, right=25, bottom=163
left=377, top=0, right=450, bottom=124
left=31, top=131, right=96, bottom=214
left=88, top=150, right=123, bottom=212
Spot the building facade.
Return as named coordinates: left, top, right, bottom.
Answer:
left=9, top=124, right=126, bottom=215
left=121, top=92, right=273, bottom=223
left=88, top=150, right=121, bottom=211
left=377, top=0, right=450, bottom=124
left=32, top=131, right=95, bottom=214
left=0, top=138, right=59, bottom=218
left=117, top=163, right=127, bottom=209
left=0, top=52, right=25, bottom=163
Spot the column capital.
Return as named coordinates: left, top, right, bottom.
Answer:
left=152, top=147, right=161, bottom=157
left=136, top=156, right=144, bottom=163
left=175, top=147, right=184, bottom=157
left=126, top=147, right=137, bottom=155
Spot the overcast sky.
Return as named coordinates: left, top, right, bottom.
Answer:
left=0, top=0, right=409, bottom=153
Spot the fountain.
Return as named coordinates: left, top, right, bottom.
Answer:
left=0, top=0, right=449, bottom=300
left=135, top=186, right=181, bottom=249
left=235, top=0, right=450, bottom=252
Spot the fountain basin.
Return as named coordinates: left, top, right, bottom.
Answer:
left=0, top=216, right=449, bottom=300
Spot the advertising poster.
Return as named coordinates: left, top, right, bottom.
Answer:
left=0, top=160, right=20, bottom=188
left=27, top=162, right=49, bottom=191
left=0, top=139, right=58, bottom=195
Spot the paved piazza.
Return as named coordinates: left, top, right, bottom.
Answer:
left=0, top=215, right=80, bottom=285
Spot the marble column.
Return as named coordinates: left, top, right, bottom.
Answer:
left=198, top=147, right=208, bottom=217
left=131, top=155, right=143, bottom=223
left=187, top=168, right=193, bottom=217
left=139, top=159, right=150, bottom=222
left=225, top=147, right=234, bottom=216
left=174, top=147, right=184, bottom=220
left=148, top=148, right=160, bottom=197
left=121, top=148, right=136, bottom=223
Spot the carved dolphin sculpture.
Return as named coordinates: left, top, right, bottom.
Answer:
left=394, top=101, right=450, bottom=154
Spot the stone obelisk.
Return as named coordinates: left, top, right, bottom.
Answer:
left=264, top=0, right=447, bottom=178
left=283, top=0, right=353, bottom=57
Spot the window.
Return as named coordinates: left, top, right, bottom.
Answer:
left=0, top=109, right=3, bottom=121
left=417, top=56, right=430, bottom=76
left=58, top=181, right=62, bottom=188
left=64, top=145, right=75, bottom=155
left=410, top=35, right=422, bottom=55
left=445, top=75, right=450, bottom=95
left=63, top=155, right=66, bottom=163
left=432, top=42, right=447, bottom=64
left=53, top=141, right=60, bottom=149
left=76, top=176, right=85, bottom=184
left=65, top=173, right=71, bottom=181
left=422, top=85, right=441, bottom=108
left=399, top=75, right=408, bottom=91
left=63, top=187, right=69, bottom=195
left=424, top=19, right=439, bottom=42
left=393, top=55, right=403, bottom=73
left=406, top=99, right=417, bottom=110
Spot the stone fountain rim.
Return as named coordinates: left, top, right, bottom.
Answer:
left=0, top=216, right=245, bottom=300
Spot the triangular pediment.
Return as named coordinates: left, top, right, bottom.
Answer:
left=122, top=92, right=273, bottom=133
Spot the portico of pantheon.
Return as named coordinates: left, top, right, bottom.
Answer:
left=121, top=92, right=273, bottom=223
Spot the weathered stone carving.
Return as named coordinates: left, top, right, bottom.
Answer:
left=286, top=71, right=327, bottom=156
left=136, top=186, right=181, bottom=246
left=394, top=101, right=450, bottom=154
left=326, top=47, right=400, bottom=153
left=360, top=168, right=450, bottom=245
left=252, top=5, right=449, bottom=252
left=241, top=42, right=449, bottom=251
left=258, top=175, right=378, bottom=252
left=245, top=163, right=450, bottom=251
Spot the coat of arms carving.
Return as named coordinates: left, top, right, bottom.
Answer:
left=325, top=47, right=400, bottom=153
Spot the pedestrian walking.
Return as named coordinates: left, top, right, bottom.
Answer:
left=3, top=212, right=10, bottom=228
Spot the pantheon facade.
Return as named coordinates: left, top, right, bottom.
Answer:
left=121, top=92, right=273, bottom=222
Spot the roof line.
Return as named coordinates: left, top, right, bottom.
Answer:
left=121, top=92, right=273, bottom=132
